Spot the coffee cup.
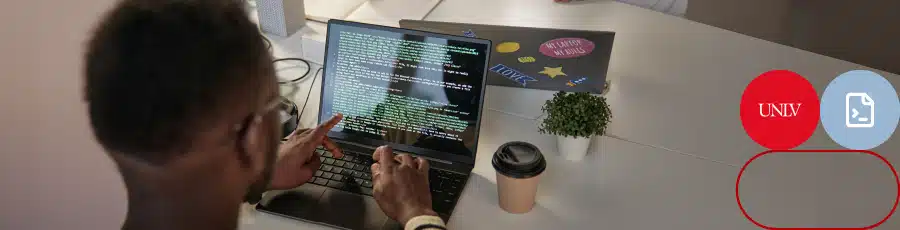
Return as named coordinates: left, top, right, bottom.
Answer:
left=492, top=142, right=546, bottom=213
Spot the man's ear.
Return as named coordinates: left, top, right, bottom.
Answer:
left=237, top=116, right=266, bottom=172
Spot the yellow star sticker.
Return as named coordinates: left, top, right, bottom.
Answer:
left=539, top=66, right=567, bottom=79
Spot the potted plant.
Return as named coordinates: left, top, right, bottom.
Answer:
left=538, top=91, right=612, bottom=161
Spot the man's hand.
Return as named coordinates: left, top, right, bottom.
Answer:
left=268, top=114, right=343, bottom=190
left=370, top=146, right=437, bottom=224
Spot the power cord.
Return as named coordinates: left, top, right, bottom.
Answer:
left=261, top=34, right=311, bottom=84
left=262, top=35, right=272, bottom=51
left=271, top=56, right=319, bottom=122
left=261, top=30, right=317, bottom=121
left=263, top=33, right=310, bottom=84
left=274, top=58, right=312, bottom=84
left=298, top=67, right=324, bottom=121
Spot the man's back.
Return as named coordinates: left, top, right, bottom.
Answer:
left=81, top=1, right=447, bottom=229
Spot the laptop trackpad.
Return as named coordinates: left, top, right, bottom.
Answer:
left=312, top=189, right=390, bottom=230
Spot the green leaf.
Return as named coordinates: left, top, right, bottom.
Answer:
left=538, top=91, right=613, bottom=138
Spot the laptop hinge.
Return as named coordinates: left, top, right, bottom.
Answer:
left=332, top=139, right=455, bottom=165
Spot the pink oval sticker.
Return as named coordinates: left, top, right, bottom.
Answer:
left=539, top=38, right=595, bottom=59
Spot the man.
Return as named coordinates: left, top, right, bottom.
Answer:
left=83, top=0, right=444, bottom=229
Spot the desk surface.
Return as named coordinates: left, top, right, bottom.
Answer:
left=424, top=0, right=900, bottom=166
left=243, top=0, right=900, bottom=229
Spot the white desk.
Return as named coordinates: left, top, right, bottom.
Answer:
left=242, top=0, right=900, bottom=229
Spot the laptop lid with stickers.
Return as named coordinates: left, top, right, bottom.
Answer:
left=400, top=20, right=615, bottom=94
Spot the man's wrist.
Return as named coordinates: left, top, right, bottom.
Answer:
left=404, top=215, right=446, bottom=230
left=399, top=207, right=438, bottom=225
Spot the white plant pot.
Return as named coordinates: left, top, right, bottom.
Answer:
left=557, top=135, right=593, bottom=161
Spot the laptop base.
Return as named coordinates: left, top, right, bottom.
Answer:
left=256, top=145, right=467, bottom=230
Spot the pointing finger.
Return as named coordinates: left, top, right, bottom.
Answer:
left=312, top=113, right=343, bottom=138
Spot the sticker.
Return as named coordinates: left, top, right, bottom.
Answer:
left=566, top=77, right=587, bottom=87
left=517, top=56, right=536, bottom=63
left=496, top=42, right=520, bottom=53
left=463, top=29, right=476, bottom=38
left=489, top=64, right=537, bottom=87
left=538, top=66, right=567, bottom=79
left=539, top=38, right=595, bottom=59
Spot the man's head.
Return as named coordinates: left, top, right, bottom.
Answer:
left=84, top=0, right=279, bottom=203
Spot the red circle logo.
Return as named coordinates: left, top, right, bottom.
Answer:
left=740, top=70, right=820, bottom=150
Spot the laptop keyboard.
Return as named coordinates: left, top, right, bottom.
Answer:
left=428, top=165, right=467, bottom=214
left=309, top=147, right=467, bottom=214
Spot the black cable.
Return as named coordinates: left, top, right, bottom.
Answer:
left=298, top=67, right=324, bottom=121
left=260, top=33, right=309, bottom=84
left=262, top=35, right=272, bottom=51
left=273, top=58, right=311, bottom=84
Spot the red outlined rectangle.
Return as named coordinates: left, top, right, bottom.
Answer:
left=735, top=149, right=899, bottom=230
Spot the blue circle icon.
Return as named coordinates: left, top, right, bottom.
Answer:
left=820, top=70, right=900, bottom=150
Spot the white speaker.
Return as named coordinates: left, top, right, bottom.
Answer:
left=255, top=0, right=307, bottom=37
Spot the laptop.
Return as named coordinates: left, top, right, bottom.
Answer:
left=256, top=20, right=492, bottom=230
left=399, top=19, right=615, bottom=94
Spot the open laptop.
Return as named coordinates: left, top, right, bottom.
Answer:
left=256, top=20, right=492, bottom=230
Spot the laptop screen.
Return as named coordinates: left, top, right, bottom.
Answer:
left=319, top=20, right=491, bottom=160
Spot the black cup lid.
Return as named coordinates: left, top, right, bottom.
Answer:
left=492, top=142, right=546, bottom=178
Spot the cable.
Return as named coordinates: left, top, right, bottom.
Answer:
left=260, top=29, right=309, bottom=83
left=274, top=58, right=311, bottom=84
left=298, top=67, right=323, bottom=122
left=260, top=33, right=309, bottom=84
left=262, top=35, right=272, bottom=52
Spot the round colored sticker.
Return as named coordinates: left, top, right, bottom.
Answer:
left=496, top=42, right=520, bottom=53
left=820, top=70, right=900, bottom=150
left=740, top=70, right=820, bottom=150
left=539, top=38, right=595, bottom=59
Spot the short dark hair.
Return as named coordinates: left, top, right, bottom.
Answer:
left=84, top=0, right=273, bottom=164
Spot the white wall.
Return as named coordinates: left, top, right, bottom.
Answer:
left=0, top=1, right=127, bottom=229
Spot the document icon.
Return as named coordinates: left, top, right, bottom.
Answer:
left=846, top=92, right=875, bottom=128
